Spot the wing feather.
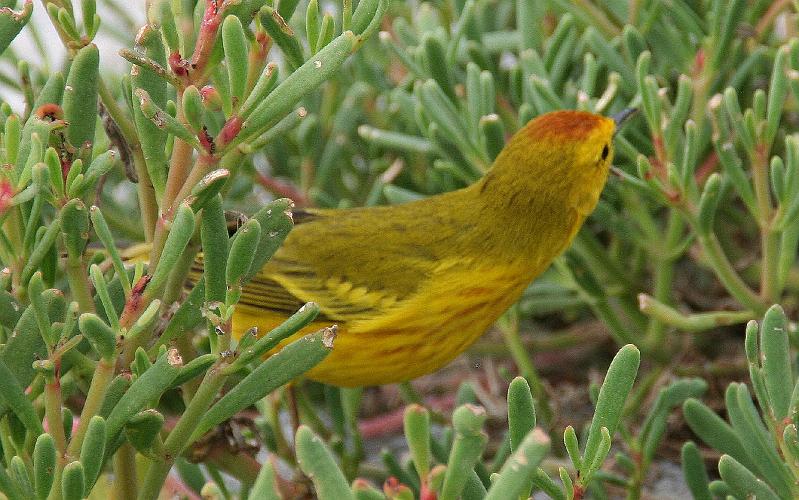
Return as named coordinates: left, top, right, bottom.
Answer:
left=245, top=204, right=446, bottom=322
left=230, top=195, right=465, bottom=323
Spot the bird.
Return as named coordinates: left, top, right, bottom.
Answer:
left=231, top=109, right=635, bottom=387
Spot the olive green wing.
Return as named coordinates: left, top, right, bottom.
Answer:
left=240, top=206, right=442, bottom=322
left=237, top=274, right=321, bottom=316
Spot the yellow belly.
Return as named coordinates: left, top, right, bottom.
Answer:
left=233, top=265, right=531, bottom=386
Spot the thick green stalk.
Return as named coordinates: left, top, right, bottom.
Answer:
left=146, top=217, right=169, bottom=281
left=0, top=421, right=14, bottom=467
left=67, top=357, right=115, bottom=458
left=161, top=242, right=199, bottom=309
left=44, top=374, right=66, bottom=500
left=150, top=155, right=215, bottom=273
left=695, top=230, right=765, bottom=314
left=639, top=295, right=753, bottom=331
left=113, top=443, right=138, bottom=500
left=643, top=212, right=685, bottom=354
left=761, top=225, right=781, bottom=302
left=98, top=78, right=137, bottom=150
left=7, top=207, right=24, bottom=258
left=119, top=242, right=198, bottom=369
left=64, top=254, right=95, bottom=314
left=752, top=147, right=780, bottom=302
left=168, top=154, right=220, bottom=217
left=138, top=366, right=227, bottom=498
left=44, top=377, right=66, bottom=455
left=176, top=348, right=203, bottom=407
left=161, top=100, right=193, bottom=211
left=5, top=208, right=24, bottom=292
left=146, top=99, right=196, bottom=272
left=690, top=58, right=711, bottom=136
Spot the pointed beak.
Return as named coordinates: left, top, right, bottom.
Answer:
left=611, top=108, right=638, bottom=132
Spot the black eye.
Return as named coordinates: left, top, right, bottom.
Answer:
left=601, top=144, right=609, bottom=160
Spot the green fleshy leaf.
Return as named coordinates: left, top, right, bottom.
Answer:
left=61, top=461, right=86, bottom=500
left=403, top=404, right=431, bottom=480
left=63, top=44, right=99, bottom=149
left=33, top=433, right=56, bottom=500
left=192, top=328, right=334, bottom=440
left=507, top=376, right=536, bottom=452
left=484, top=429, right=550, bottom=500
left=440, top=404, right=489, bottom=500
left=295, top=425, right=355, bottom=500
left=79, top=415, right=106, bottom=487
left=0, top=1, right=31, bottom=56
left=581, top=345, right=639, bottom=476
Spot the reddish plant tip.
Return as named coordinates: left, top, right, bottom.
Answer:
left=255, top=173, right=310, bottom=207
left=200, top=85, right=217, bottom=99
left=200, top=85, right=223, bottom=111
left=218, top=115, right=242, bottom=147
left=665, top=190, right=681, bottom=203
left=131, top=274, right=151, bottom=296
left=695, top=151, right=719, bottom=185
left=383, top=476, right=413, bottom=497
left=694, top=48, right=705, bottom=73
left=420, top=482, right=437, bottom=500
left=35, top=103, right=64, bottom=121
left=255, top=32, right=272, bottom=59
left=60, top=156, right=72, bottom=182
left=351, top=479, right=372, bottom=490
left=168, top=52, right=190, bottom=77
left=0, top=179, right=14, bottom=214
left=199, top=125, right=215, bottom=154
left=206, top=0, right=220, bottom=16
left=121, top=274, right=152, bottom=323
left=201, top=0, right=222, bottom=29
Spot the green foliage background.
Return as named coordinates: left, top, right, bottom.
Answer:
left=0, top=0, right=799, bottom=498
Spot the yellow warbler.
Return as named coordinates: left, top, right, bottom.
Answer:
left=233, top=109, right=634, bottom=387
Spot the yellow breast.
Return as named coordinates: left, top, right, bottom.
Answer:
left=233, top=262, right=532, bottom=386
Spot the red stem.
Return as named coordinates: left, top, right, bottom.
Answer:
left=254, top=173, right=310, bottom=207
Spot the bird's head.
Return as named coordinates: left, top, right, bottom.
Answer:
left=481, top=109, right=634, bottom=218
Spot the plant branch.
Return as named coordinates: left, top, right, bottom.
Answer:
left=138, top=365, right=228, bottom=498
left=67, top=357, right=115, bottom=457
left=113, top=443, right=139, bottom=499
